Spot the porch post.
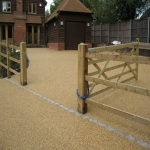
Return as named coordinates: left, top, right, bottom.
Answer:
left=32, top=25, right=34, bottom=45
left=38, top=26, right=40, bottom=46
left=6, top=25, right=11, bottom=78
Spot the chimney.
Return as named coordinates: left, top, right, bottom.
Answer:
left=16, top=0, right=23, bottom=15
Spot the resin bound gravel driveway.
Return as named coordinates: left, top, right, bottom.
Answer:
left=0, top=48, right=150, bottom=150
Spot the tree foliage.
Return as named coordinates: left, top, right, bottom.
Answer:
left=47, top=0, right=149, bottom=24
left=115, top=0, right=149, bottom=21
left=81, top=0, right=149, bottom=23
left=45, top=9, right=50, bottom=21
left=50, top=0, right=63, bottom=14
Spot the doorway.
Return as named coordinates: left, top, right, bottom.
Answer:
left=27, top=25, right=40, bottom=45
left=0, top=24, right=13, bottom=44
left=65, top=22, right=85, bottom=50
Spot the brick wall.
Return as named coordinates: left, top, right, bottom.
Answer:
left=16, top=0, right=23, bottom=14
left=13, top=0, right=26, bottom=45
left=14, top=20, right=26, bottom=45
left=47, top=43, right=65, bottom=50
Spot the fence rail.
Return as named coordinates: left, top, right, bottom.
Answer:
left=77, top=41, right=150, bottom=127
left=0, top=41, right=27, bottom=86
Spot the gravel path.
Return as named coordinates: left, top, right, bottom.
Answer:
left=0, top=48, right=150, bottom=149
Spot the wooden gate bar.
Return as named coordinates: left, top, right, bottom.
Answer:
left=9, top=68, right=20, bottom=75
left=88, top=58, right=108, bottom=79
left=0, top=52, right=7, bottom=58
left=85, top=99, right=150, bottom=127
left=116, top=64, right=126, bottom=82
left=9, top=56, right=20, bottom=64
left=90, top=51, right=115, bottom=93
left=9, top=44, right=20, bottom=50
left=104, top=63, right=126, bottom=72
left=117, top=49, right=137, bottom=80
left=86, top=53, right=150, bottom=65
left=0, top=42, right=6, bottom=46
left=0, top=40, right=27, bottom=85
left=88, top=59, right=106, bottom=65
left=85, top=76, right=150, bottom=97
left=89, top=77, right=135, bottom=98
left=125, top=62, right=137, bottom=79
left=0, top=62, right=7, bottom=69
left=108, top=69, right=136, bottom=80
left=88, top=42, right=138, bottom=52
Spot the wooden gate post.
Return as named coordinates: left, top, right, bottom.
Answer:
left=20, top=42, right=27, bottom=86
left=77, top=43, right=88, bottom=114
left=6, top=25, right=11, bottom=78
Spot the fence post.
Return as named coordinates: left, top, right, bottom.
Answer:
left=148, top=17, right=150, bottom=43
left=93, top=25, right=95, bottom=43
left=77, top=43, right=88, bottom=114
left=130, top=20, right=132, bottom=42
left=100, top=24, right=101, bottom=43
left=6, top=25, right=11, bottom=78
left=20, top=42, right=27, bottom=86
left=136, top=38, right=139, bottom=80
left=108, top=24, right=110, bottom=43
left=118, top=21, right=120, bottom=41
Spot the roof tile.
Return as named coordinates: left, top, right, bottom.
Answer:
left=46, top=0, right=92, bottom=22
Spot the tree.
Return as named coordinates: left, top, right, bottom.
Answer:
left=115, top=0, right=149, bottom=21
left=80, top=0, right=117, bottom=23
left=45, top=9, right=50, bottom=21
left=50, top=0, right=63, bottom=14
left=49, top=0, right=149, bottom=24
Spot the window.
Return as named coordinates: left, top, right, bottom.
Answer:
left=28, top=3, right=36, bottom=14
left=2, top=1, right=11, bottom=12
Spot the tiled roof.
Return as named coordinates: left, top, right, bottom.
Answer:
left=46, top=0, right=92, bottom=23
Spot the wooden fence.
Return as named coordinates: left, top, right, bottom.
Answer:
left=77, top=40, right=150, bottom=127
left=0, top=41, right=27, bottom=86
left=92, top=17, right=150, bottom=44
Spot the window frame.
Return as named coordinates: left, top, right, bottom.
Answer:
left=28, top=3, right=37, bottom=14
left=2, top=1, right=11, bottom=13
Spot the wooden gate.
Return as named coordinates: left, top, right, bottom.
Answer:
left=65, top=22, right=85, bottom=50
left=77, top=39, right=150, bottom=127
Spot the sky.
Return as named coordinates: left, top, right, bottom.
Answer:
left=45, top=0, right=53, bottom=10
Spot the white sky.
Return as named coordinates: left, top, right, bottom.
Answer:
left=45, top=0, right=53, bottom=10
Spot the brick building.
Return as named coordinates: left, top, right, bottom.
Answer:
left=46, top=0, right=93, bottom=50
left=0, top=0, right=47, bottom=46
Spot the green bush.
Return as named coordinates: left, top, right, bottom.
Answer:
left=0, top=47, right=21, bottom=77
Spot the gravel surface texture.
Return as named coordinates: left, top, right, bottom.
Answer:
left=0, top=48, right=150, bottom=149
